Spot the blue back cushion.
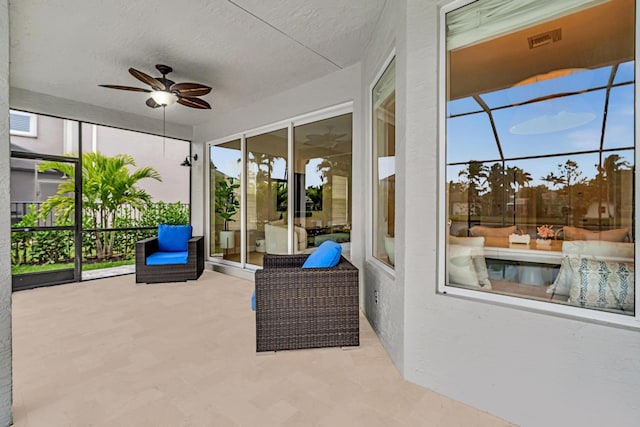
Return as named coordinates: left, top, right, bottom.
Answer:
left=158, top=224, right=192, bottom=252
left=302, top=240, right=342, bottom=268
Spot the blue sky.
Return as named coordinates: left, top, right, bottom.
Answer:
left=447, top=61, right=635, bottom=186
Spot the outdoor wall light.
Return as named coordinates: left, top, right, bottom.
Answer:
left=180, top=154, right=198, bottom=167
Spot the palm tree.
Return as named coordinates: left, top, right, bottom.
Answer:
left=486, top=163, right=505, bottom=217
left=541, top=159, right=585, bottom=189
left=458, top=161, right=488, bottom=216
left=38, top=152, right=161, bottom=261
left=506, top=166, right=532, bottom=189
left=306, top=185, right=323, bottom=211
left=594, top=154, right=632, bottom=225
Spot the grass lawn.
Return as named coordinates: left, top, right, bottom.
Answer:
left=12, top=259, right=135, bottom=275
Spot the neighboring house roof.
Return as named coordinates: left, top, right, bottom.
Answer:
left=10, top=142, right=33, bottom=153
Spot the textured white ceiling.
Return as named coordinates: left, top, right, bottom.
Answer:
left=9, top=0, right=385, bottom=126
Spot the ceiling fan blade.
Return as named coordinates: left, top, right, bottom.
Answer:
left=178, top=96, right=211, bottom=109
left=145, top=98, right=161, bottom=108
left=170, top=82, right=212, bottom=97
left=99, top=84, right=151, bottom=92
left=129, top=67, right=164, bottom=90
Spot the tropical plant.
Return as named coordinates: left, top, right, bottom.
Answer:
left=139, top=201, right=190, bottom=227
left=10, top=204, right=38, bottom=265
left=506, top=166, right=532, bottom=190
left=541, top=159, right=585, bottom=189
left=38, top=152, right=161, bottom=261
left=306, top=185, right=323, bottom=211
left=459, top=160, right=489, bottom=216
left=215, top=177, right=240, bottom=231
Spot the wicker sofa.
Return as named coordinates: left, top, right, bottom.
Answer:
left=135, top=234, right=204, bottom=284
left=255, top=253, right=359, bottom=352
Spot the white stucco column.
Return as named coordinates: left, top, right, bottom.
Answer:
left=0, top=0, right=14, bottom=425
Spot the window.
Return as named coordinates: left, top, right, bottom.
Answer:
left=440, top=0, right=636, bottom=323
left=10, top=110, right=37, bottom=137
left=372, top=55, right=396, bottom=268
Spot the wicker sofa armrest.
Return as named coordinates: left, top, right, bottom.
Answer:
left=136, top=236, right=159, bottom=259
left=262, top=253, right=309, bottom=269
left=188, top=236, right=205, bottom=278
left=255, top=263, right=358, bottom=286
left=187, top=235, right=204, bottom=251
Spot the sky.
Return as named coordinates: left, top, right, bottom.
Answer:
left=446, top=61, right=635, bottom=187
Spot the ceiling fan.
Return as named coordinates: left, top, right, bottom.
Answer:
left=99, top=64, right=212, bottom=109
left=303, top=128, right=349, bottom=148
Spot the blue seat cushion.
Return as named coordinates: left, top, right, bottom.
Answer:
left=302, top=240, right=342, bottom=268
left=158, top=224, right=192, bottom=252
left=146, top=251, right=188, bottom=265
left=251, top=290, right=256, bottom=311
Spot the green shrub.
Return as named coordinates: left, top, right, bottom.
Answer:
left=140, top=202, right=190, bottom=226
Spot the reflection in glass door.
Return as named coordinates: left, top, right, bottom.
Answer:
left=210, top=140, right=242, bottom=262
left=246, top=128, right=288, bottom=266
left=294, top=113, right=352, bottom=258
left=10, top=153, right=80, bottom=290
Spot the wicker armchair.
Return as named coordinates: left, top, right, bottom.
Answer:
left=135, top=235, right=205, bottom=284
left=255, top=253, right=359, bottom=352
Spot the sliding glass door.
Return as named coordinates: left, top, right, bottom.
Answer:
left=210, top=140, right=242, bottom=262
left=294, top=114, right=352, bottom=257
left=246, top=128, right=288, bottom=266
left=208, top=108, right=352, bottom=269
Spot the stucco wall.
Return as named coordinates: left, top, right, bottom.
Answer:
left=361, top=1, right=640, bottom=426
left=0, top=0, right=13, bottom=424
left=359, top=0, right=406, bottom=378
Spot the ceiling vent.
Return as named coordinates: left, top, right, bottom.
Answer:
left=528, top=28, right=562, bottom=49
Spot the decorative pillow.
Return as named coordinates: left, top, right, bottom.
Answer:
left=473, top=257, right=492, bottom=289
left=448, top=236, right=491, bottom=288
left=158, top=224, right=192, bottom=252
left=561, top=240, right=634, bottom=259
left=547, top=256, right=573, bottom=296
left=469, top=225, right=517, bottom=238
left=302, top=240, right=342, bottom=268
left=449, top=236, right=484, bottom=247
left=548, top=241, right=635, bottom=297
left=562, top=226, right=630, bottom=242
left=567, top=257, right=634, bottom=312
left=447, top=244, right=480, bottom=287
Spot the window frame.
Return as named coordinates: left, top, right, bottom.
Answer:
left=369, top=49, right=397, bottom=274
left=437, top=0, right=640, bottom=328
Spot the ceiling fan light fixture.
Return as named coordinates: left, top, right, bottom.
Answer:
left=150, top=90, right=178, bottom=106
left=100, top=65, right=212, bottom=109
